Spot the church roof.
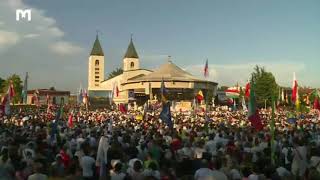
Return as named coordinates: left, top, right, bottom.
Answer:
left=128, top=61, right=216, bottom=84
left=90, top=35, right=104, bottom=56
left=124, top=37, right=139, bottom=58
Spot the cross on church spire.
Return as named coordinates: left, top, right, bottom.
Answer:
left=96, top=30, right=100, bottom=38
left=90, top=31, right=104, bottom=56
left=124, top=34, right=139, bottom=58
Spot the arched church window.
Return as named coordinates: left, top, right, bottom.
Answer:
left=130, top=62, right=134, bottom=68
left=95, top=60, right=99, bottom=66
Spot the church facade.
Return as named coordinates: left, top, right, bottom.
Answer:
left=88, top=35, right=218, bottom=106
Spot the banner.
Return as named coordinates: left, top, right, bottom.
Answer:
left=175, top=101, right=192, bottom=111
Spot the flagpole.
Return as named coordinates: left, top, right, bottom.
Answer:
left=204, top=59, right=209, bottom=132
left=271, top=96, right=276, bottom=165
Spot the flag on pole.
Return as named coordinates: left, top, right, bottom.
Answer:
left=116, top=85, right=119, bottom=97
left=22, top=72, right=28, bottom=104
left=313, top=90, right=320, bottom=110
left=277, top=88, right=281, bottom=106
left=248, top=83, right=263, bottom=130
left=1, top=81, right=16, bottom=115
left=1, top=94, right=10, bottom=115
left=245, top=82, right=250, bottom=98
left=292, top=72, right=298, bottom=103
left=233, top=98, right=237, bottom=111
left=291, top=73, right=300, bottom=111
left=33, top=89, right=40, bottom=107
left=204, top=59, right=209, bottom=77
left=55, top=101, right=64, bottom=120
left=9, top=81, right=15, bottom=98
left=225, top=87, right=240, bottom=98
left=160, top=78, right=168, bottom=102
left=68, top=112, right=73, bottom=128
left=83, top=90, right=88, bottom=104
left=78, top=85, right=83, bottom=104
left=160, top=102, right=173, bottom=129
left=295, top=91, right=300, bottom=111
left=242, top=96, right=247, bottom=111
left=314, top=97, right=320, bottom=110
left=119, top=103, right=127, bottom=114
left=281, top=88, right=285, bottom=102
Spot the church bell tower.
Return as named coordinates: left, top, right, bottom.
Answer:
left=88, top=34, right=105, bottom=90
left=123, top=36, right=139, bottom=71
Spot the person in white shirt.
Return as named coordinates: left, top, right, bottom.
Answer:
left=205, top=135, right=216, bottom=155
left=194, top=141, right=205, bottom=159
left=80, top=149, right=96, bottom=179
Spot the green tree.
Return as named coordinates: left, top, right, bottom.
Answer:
left=250, top=65, right=279, bottom=107
left=0, top=77, right=5, bottom=93
left=107, top=68, right=123, bottom=79
left=2, top=74, right=23, bottom=103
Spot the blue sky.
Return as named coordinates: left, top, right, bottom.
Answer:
left=0, top=0, right=319, bottom=92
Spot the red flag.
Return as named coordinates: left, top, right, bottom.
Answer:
left=68, top=114, right=73, bottom=128
left=248, top=83, right=264, bottom=131
left=9, top=81, right=15, bottom=98
left=314, top=97, right=320, bottom=110
left=1, top=94, right=10, bottom=115
left=248, top=110, right=264, bottom=131
left=245, top=82, right=250, bottom=98
left=291, top=73, right=298, bottom=103
left=116, top=86, right=119, bottom=97
left=119, top=103, right=127, bottom=113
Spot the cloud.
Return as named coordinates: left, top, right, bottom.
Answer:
left=47, top=27, right=64, bottom=37
left=0, top=30, right=20, bottom=47
left=0, top=0, right=86, bottom=92
left=185, top=62, right=307, bottom=87
left=50, top=41, right=83, bottom=55
left=23, top=33, right=40, bottom=39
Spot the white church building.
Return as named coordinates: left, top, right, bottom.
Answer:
left=87, top=35, right=218, bottom=106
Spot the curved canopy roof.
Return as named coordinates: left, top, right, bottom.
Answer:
left=127, top=61, right=217, bottom=84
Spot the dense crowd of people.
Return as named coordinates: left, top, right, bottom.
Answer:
left=0, top=104, right=320, bottom=180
